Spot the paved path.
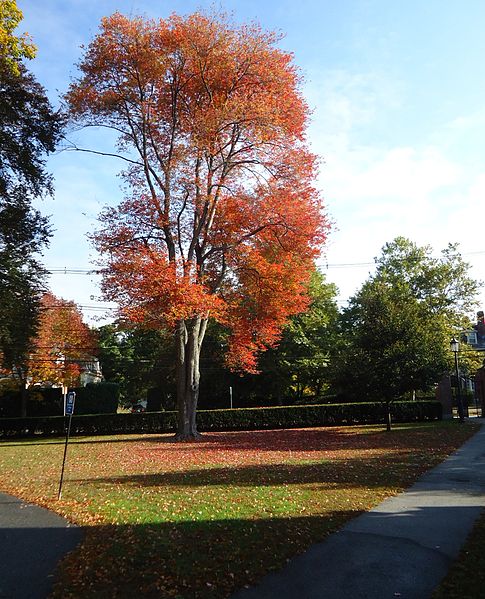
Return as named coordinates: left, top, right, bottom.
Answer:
left=232, top=422, right=485, bottom=599
left=0, top=492, right=83, bottom=599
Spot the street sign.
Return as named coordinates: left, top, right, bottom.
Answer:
left=59, top=391, right=76, bottom=499
left=65, top=391, right=76, bottom=416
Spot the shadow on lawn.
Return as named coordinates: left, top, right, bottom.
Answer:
left=47, top=504, right=485, bottom=599
left=50, top=511, right=357, bottom=599
left=160, top=426, right=455, bottom=453
left=71, top=453, right=420, bottom=489
left=0, top=421, right=469, bottom=454
left=2, top=428, right=363, bottom=449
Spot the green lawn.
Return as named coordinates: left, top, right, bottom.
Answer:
left=0, top=422, right=478, bottom=598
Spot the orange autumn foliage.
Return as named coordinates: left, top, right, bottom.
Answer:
left=28, top=292, right=96, bottom=387
left=68, top=10, right=328, bottom=373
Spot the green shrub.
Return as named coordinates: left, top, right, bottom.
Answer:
left=146, top=387, right=163, bottom=412
left=27, top=387, right=63, bottom=417
left=0, top=400, right=441, bottom=438
left=71, top=382, right=120, bottom=415
left=197, top=400, right=442, bottom=431
left=0, top=386, right=64, bottom=417
left=0, top=389, right=21, bottom=417
left=0, top=383, right=120, bottom=418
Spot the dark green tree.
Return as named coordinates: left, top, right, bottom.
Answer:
left=255, top=270, right=339, bottom=402
left=0, top=55, right=63, bottom=384
left=332, top=237, right=480, bottom=429
left=197, top=271, right=340, bottom=407
left=0, top=64, right=61, bottom=197
left=96, top=324, right=175, bottom=408
left=0, top=185, right=50, bottom=366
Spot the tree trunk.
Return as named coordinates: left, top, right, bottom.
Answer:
left=174, top=317, right=207, bottom=441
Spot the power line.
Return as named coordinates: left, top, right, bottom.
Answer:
left=46, top=248, right=485, bottom=275
left=41, top=304, right=116, bottom=311
left=48, top=268, right=100, bottom=274
left=46, top=264, right=374, bottom=273
left=323, top=261, right=374, bottom=269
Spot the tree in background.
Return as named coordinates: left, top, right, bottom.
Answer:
left=67, top=11, right=327, bottom=439
left=333, top=237, right=480, bottom=429
left=0, top=2, right=63, bottom=398
left=267, top=270, right=339, bottom=401
left=95, top=273, right=338, bottom=412
left=97, top=324, right=175, bottom=408
left=374, top=237, right=479, bottom=318
left=375, top=237, right=483, bottom=383
left=28, top=292, right=97, bottom=389
left=234, top=270, right=339, bottom=404
left=335, top=278, right=449, bottom=430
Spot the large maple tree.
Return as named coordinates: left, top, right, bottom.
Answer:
left=67, top=11, right=328, bottom=439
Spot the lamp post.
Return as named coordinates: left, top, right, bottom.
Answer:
left=450, top=337, right=464, bottom=422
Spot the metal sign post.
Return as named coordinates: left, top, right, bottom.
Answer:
left=62, top=384, right=67, bottom=415
left=58, top=391, right=76, bottom=500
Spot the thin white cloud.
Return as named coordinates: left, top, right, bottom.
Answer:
left=306, top=67, right=485, bottom=311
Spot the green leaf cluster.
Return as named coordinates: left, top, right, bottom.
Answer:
left=256, top=270, right=340, bottom=401
left=333, top=237, right=481, bottom=404
left=96, top=325, right=175, bottom=407
left=0, top=0, right=36, bottom=76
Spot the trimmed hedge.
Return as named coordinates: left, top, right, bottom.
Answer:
left=0, top=387, right=64, bottom=418
left=72, top=383, right=119, bottom=415
left=197, top=400, right=442, bottom=431
left=0, top=382, right=119, bottom=418
left=0, top=400, right=442, bottom=438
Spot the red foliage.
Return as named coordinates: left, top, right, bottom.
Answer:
left=68, top=10, right=329, bottom=373
left=28, top=292, right=97, bottom=387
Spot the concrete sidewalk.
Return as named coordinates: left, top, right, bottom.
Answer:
left=0, top=492, right=83, bottom=599
left=233, top=422, right=485, bottom=599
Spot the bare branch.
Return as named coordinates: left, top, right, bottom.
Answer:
left=62, top=144, right=142, bottom=166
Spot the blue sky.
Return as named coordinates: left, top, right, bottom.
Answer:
left=18, top=0, right=485, bottom=322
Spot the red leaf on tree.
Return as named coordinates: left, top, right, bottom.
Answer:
left=28, top=292, right=97, bottom=388
left=67, top=10, right=329, bottom=437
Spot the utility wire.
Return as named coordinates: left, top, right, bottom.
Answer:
left=41, top=304, right=116, bottom=311
left=44, top=248, right=485, bottom=276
